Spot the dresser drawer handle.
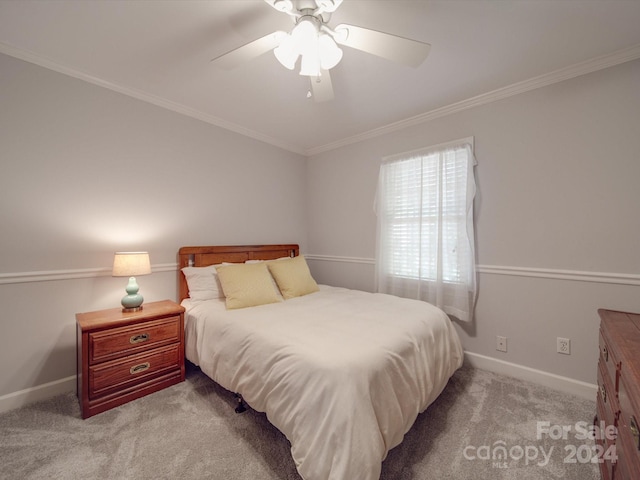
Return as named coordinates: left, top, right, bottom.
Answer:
left=130, top=362, right=150, bottom=374
left=602, top=344, right=608, bottom=362
left=600, top=383, right=607, bottom=403
left=130, top=333, right=150, bottom=344
left=631, top=416, right=640, bottom=451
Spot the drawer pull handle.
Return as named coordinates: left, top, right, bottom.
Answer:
left=130, top=333, right=150, bottom=344
left=130, top=362, right=150, bottom=374
left=631, top=415, right=640, bottom=451
left=602, top=345, right=608, bottom=362
left=600, top=383, right=607, bottom=403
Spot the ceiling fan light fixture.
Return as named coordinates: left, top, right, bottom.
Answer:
left=277, top=16, right=342, bottom=77
left=215, top=0, right=431, bottom=103
left=318, top=33, right=342, bottom=70
left=274, top=33, right=298, bottom=69
left=291, top=17, right=319, bottom=53
left=290, top=17, right=322, bottom=76
left=299, top=50, right=321, bottom=76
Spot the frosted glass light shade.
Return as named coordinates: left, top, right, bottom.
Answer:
left=319, top=33, right=342, bottom=70
left=292, top=19, right=318, bottom=54
left=299, top=46, right=321, bottom=76
left=273, top=33, right=298, bottom=70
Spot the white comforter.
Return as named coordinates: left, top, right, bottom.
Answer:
left=183, top=285, right=463, bottom=480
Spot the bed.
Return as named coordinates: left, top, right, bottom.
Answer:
left=177, top=244, right=463, bottom=480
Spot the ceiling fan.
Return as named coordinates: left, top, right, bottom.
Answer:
left=211, top=0, right=431, bottom=102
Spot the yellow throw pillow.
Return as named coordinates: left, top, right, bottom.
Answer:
left=216, top=262, right=282, bottom=309
left=267, top=255, right=319, bottom=300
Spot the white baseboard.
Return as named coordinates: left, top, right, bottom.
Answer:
left=0, top=375, right=76, bottom=414
left=464, top=351, right=597, bottom=401
left=0, top=355, right=596, bottom=414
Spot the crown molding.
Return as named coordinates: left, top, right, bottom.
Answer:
left=0, top=43, right=307, bottom=156
left=306, top=43, right=640, bottom=156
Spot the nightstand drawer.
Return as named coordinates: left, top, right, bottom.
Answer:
left=89, top=344, right=180, bottom=398
left=89, top=316, right=180, bottom=364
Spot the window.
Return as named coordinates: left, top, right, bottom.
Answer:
left=375, top=138, right=477, bottom=321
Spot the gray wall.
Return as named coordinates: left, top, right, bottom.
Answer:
left=2, top=51, right=639, bottom=402
left=0, top=53, right=307, bottom=398
left=306, top=59, right=640, bottom=384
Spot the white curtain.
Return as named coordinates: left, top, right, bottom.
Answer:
left=375, top=140, right=477, bottom=322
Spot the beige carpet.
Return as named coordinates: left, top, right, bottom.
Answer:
left=0, top=362, right=600, bottom=479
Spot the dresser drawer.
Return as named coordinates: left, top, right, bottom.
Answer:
left=597, top=390, right=617, bottom=433
left=89, top=316, right=180, bottom=364
left=618, top=376, right=640, bottom=477
left=89, top=344, right=180, bottom=398
left=599, top=329, right=619, bottom=392
left=596, top=399, right=616, bottom=480
left=598, top=359, right=619, bottom=417
left=614, top=438, right=636, bottom=480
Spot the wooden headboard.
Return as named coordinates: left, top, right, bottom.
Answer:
left=177, top=244, right=299, bottom=303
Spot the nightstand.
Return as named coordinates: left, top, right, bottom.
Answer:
left=76, top=299, right=185, bottom=419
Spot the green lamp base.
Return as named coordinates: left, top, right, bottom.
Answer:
left=121, top=276, right=144, bottom=312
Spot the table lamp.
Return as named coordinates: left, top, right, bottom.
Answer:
left=112, top=252, right=151, bottom=312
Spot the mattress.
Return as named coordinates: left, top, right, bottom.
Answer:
left=183, top=285, right=463, bottom=480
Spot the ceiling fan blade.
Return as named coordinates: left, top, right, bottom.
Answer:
left=333, top=24, right=430, bottom=68
left=211, top=31, right=286, bottom=70
left=310, top=70, right=334, bottom=102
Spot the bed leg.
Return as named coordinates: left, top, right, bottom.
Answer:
left=234, top=393, right=247, bottom=414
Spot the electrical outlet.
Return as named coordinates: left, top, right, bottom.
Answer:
left=496, top=335, right=507, bottom=353
left=557, top=337, right=571, bottom=355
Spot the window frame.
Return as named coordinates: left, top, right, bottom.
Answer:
left=381, top=144, right=472, bottom=286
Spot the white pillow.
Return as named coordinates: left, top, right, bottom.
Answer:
left=181, top=264, right=224, bottom=301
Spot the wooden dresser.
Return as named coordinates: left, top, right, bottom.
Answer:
left=596, top=309, right=640, bottom=480
left=76, top=300, right=185, bottom=419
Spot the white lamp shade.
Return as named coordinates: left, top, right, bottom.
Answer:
left=112, top=252, right=151, bottom=277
